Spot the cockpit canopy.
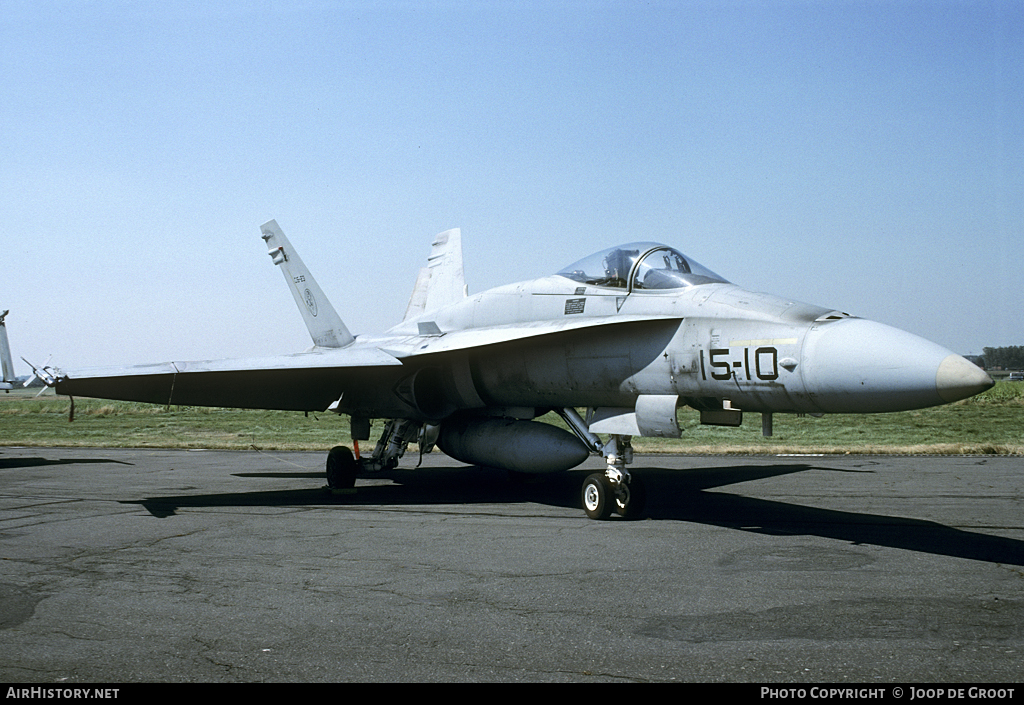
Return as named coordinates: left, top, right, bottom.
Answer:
left=556, top=242, right=728, bottom=291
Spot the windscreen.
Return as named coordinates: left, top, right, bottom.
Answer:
left=557, top=242, right=728, bottom=290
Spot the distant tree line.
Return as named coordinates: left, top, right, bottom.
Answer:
left=983, top=346, right=1024, bottom=370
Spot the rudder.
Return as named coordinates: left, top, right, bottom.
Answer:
left=403, top=228, right=467, bottom=321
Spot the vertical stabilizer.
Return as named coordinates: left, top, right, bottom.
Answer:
left=403, top=228, right=467, bottom=321
left=260, top=220, right=355, bottom=348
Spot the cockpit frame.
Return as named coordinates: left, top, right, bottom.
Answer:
left=556, top=242, right=727, bottom=293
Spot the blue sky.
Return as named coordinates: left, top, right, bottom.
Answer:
left=2, top=0, right=1021, bottom=372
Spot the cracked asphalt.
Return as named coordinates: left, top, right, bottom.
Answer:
left=1, top=447, right=1022, bottom=682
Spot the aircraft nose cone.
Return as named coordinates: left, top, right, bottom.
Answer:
left=801, top=319, right=993, bottom=413
left=936, top=353, right=995, bottom=403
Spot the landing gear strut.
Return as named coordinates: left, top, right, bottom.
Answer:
left=581, top=434, right=646, bottom=520
left=325, top=418, right=420, bottom=492
left=360, top=418, right=420, bottom=473
left=557, top=406, right=648, bottom=520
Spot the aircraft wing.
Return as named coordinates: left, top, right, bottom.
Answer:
left=53, top=315, right=683, bottom=411
left=55, top=347, right=402, bottom=411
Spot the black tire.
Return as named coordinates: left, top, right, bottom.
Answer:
left=615, top=474, right=647, bottom=520
left=326, top=445, right=358, bottom=489
left=582, top=473, right=614, bottom=520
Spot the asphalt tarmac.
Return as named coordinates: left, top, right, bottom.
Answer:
left=1, top=447, right=1022, bottom=683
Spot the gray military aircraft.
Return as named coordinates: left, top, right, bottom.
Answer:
left=3, top=311, right=56, bottom=393
left=54, top=221, right=994, bottom=519
left=1, top=310, right=18, bottom=391
left=1, top=310, right=34, bottom=392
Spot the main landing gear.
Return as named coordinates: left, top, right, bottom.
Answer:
left=325, top=418, right=427, bottom=491
left=326, top=445, right=358, bottom=490
left=326, top=412, right=647, bottom=520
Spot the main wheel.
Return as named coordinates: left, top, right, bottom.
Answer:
left=615, top=474, right=647, bottom=520
left=582, top=473, right=614, bottom=520
left=326, top=445, right=358, bottom=489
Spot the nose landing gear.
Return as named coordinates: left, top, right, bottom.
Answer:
left=580, top=434, right=646, bottom=520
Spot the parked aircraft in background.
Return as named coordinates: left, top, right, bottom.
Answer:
left=0, top=310, right=43, bottom=392
left=0, top=310, right=18, bottom=391
left=53, top=222, right=994, bottom=519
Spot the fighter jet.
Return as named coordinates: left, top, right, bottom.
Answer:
left=53, top=221, right=994, bottom=519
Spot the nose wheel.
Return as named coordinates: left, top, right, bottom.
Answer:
left=582, top=473, right=614, bottom=519
left=614, top=473, right=646, bottom=519
left=555, top=414, right=648, bottom=520
left=582, top=471, right=646, bottom=520
left=567, top=431, right=646, bottom=520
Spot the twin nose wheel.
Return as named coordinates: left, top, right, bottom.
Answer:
left=582, top=473, right=646, bottom=520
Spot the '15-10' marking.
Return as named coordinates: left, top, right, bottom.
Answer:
left=701, top=347, right=779, bottom=381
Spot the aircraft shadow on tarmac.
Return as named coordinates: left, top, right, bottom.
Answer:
left=125, top=462, right=1024, bottom=567
left=0, top=456, right=133, bottom=470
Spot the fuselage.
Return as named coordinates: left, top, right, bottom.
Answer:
left=360, top=243, right=992, bottom=423
left=56, top=241, right=993, bottom=425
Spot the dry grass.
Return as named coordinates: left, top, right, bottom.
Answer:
left=2, top=382, right=1021, bottom=455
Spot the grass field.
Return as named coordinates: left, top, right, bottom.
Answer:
left=1, top=382, right=1021, bottom=455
